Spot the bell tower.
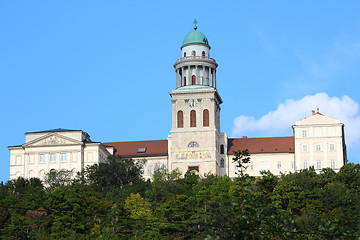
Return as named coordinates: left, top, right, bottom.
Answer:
left=168, top=21, right=227, bottom=176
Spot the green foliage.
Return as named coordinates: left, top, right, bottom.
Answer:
left=1, top=160, right=360, bottom=239
left=81, top=155, right=145, bottom=192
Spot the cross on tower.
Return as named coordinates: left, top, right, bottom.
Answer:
left=193, top=19, right=198, bottom=30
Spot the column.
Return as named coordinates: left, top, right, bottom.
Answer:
left=176, top=68, right=179, bottom=88
left=196, top=65, right=198, bottom=84
left=187, top=65, right=191, bottom=85
left=209, top=67, right=212, bottom=86
left=213, top=69, right=216, bottom=88
left=181, top=67, right=184, bottom=86
left=202, top=66, right=205, bottom=85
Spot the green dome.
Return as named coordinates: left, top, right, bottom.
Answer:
left=182, top=30, right=209, bottom=47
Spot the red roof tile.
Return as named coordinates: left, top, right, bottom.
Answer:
left=103, top=140, right=168, bottom=157
left=104, top=136, right=294, bottom=158
left=228, top=137, right=294, bottom=154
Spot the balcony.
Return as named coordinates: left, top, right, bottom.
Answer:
left=175, top=56, right=216, bottom=64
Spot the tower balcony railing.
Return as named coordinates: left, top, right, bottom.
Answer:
left=175, top=56, right=216, bottom=64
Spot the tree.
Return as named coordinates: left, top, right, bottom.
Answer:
left=124, top=193, right=156, bottom=238
left=81, top=155, right=145, bottom=191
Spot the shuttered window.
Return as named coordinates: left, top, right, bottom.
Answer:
left=177, top=110, right=183, bottom=128
left=190, top=110, right=196, bottom=127
left=203, top=109, right=209, bottom=127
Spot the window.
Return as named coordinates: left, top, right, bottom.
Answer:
left=330, top=160, right=335, bottom=169
left=329, top=144, right=335, bottom=151
left=302, top=130, right=307, bottom=138
left=315, top=129, right=321, bottom=137
left=291, top=160, right=295, bottom=169
left=220, top=158, right=224, bottom=168
left=234, top=162, right=238, bottom=171
left=50, top=169, right=56, bottom=181
left=184, top=52, right=186, bottom=57
left=303, top=160, right=308, bottom=169
left=188, top=141, right=199, bottom=147
left=203, top=109, right=209, bottom=127
left=50, top=153, right=56, bottom=162
left=161, top=164, right=167, bottom=171
left=40, top=154, right=45, bottom=163
left=249, top=162, right=253, bottom=170
left=147, top=166, right=152, bottom=175
left=277, top=161, right=282, bottom=169
left=315, top=144, right=321, bottom=152
left=302, top=145, right=308, bottom=152
left=316, top=160, right=321, bottom=170
left=188, top=166, right=199, bottom=173
left=190, top=110, right=196, bottom=127
left=220, top=144, right=224, bottom=154
left=177, top=111, right=183, bottom=128
left=154, top=165, right=160, bottom=172
left=202, top=51, right=205, bottom=57
left=191, top=50, right=196, bottom=56
left=183, top=77, right=186, bottom=86
left=329, top=128, right=335, bottom=136
left=137, top=147, right=146, bottom=153
left=260, top=161, right=270, bottom=170
left=61, top=153, right=66, bottom=162
left=192, top=75, right=196, bottom=85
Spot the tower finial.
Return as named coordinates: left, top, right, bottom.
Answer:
left=193, top=19, right=197, bottom=30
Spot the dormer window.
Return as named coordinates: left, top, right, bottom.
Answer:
left=137, top=147, right=146, bottom=153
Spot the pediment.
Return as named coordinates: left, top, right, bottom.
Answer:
left=296, top=114, right=340, bottom=125
left=23, top=133, right=82, bottom=147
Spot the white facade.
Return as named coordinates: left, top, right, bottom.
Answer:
left=293, top=112, right=346, bottom=172
left=9, top=129, right=112, bottom=180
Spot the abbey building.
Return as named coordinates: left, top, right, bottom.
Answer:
left=8, top=26, right=347, bottom=180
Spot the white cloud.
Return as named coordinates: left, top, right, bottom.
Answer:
left=232, top=93, right=360, bottom=147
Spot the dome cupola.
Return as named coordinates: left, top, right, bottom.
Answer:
left=173, top=20, right=218, bottom=89
left=182, top=29, right=209, bottom=47
left=181, top=19, right=210, bottom=49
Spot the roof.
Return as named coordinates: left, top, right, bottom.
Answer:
left=26, top=128, right=82, bottom=134
left=102, top=137, right=294, bottom=158
left=228, top=137, right=294, bottom=154
left=103, top=140, right=168, bottom=158
left=182, top=29, right=209, bottom=47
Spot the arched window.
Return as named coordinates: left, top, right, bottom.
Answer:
left=184, top=52, right=186, bottom=57
left=202, top=51, right=205, bottom=57
left=177, top=111, right=183, bottom=128
left=50, top=169, right=56, bottom=181
left=192, top=75, right=196, bottom=85
left=220, top=158, right=225, bottom=168
left=191, top=50, right=196, bottom=56
left=220, top=144, right=224, bottom=154
left=190, top=110, right=196, bottom=127
left=188, top=141, right=199, bottom=147
left=203, top=109, right=209, bottom=127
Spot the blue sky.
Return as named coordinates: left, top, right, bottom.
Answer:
left=1, top=1, right=360, bottom=183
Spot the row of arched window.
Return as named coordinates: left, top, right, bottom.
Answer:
left=183, top=51, right=206, bottom=57
left=183, top=75, right=200, bottom=86
left=177, top=109, right=209, bottom=128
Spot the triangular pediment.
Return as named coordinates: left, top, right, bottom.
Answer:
left=23, top=133, right=83, bottom=147
left=296, top=113, right=340, bottom=125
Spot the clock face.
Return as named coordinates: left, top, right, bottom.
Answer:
left=189, top=99, right=197, bottom=108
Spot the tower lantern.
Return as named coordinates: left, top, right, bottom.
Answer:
left=173, top=22, right=218, bottom=88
